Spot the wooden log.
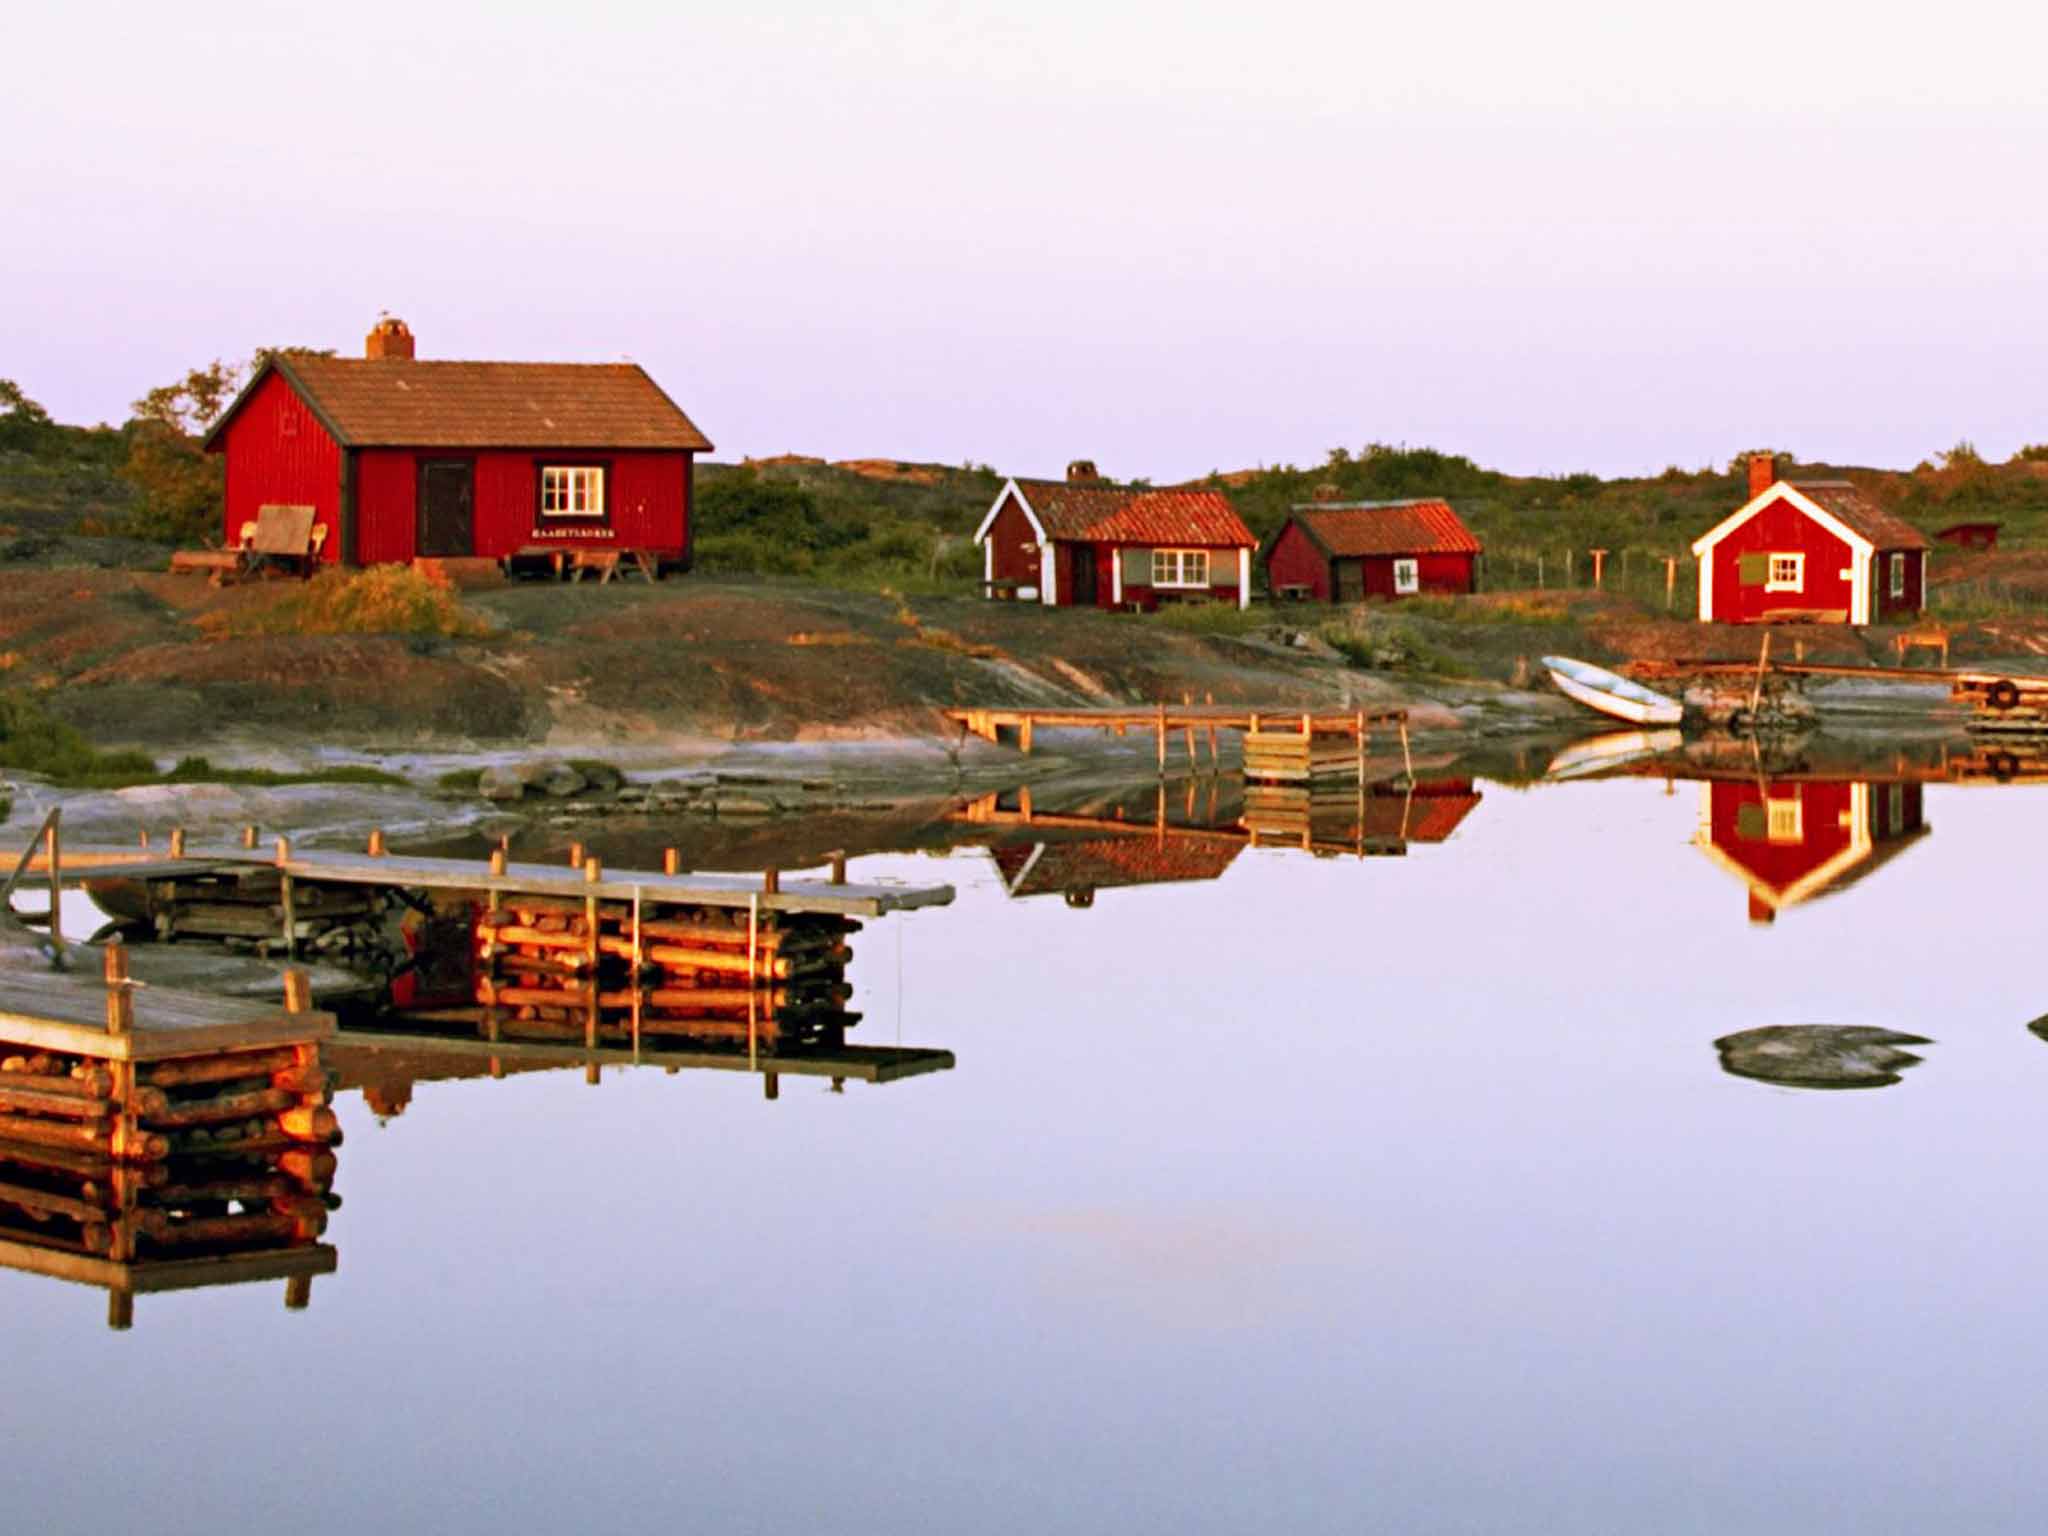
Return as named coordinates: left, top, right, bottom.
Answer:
left=277, top=1148, right=338, bottom=1186
left=277, top=1105, right=340, bottom=1143
left=141, top=1086, right=293, bottom=1130
left=0, top=1176, right=106, bottom=1224
left=0, top=1069, right=114, bottom=1103
left=142, top=1048, right=305, bottom=1088
left=0, top=1085, right=113, bottom=1121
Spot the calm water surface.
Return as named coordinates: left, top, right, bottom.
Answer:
left=7, top=773, right=2048, bottom=1534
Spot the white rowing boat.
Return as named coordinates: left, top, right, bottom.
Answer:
left=1541, top=655, right=1685, bottom=727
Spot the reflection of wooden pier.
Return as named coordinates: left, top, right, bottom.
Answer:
left=942, top=703, right=1409, bottom=776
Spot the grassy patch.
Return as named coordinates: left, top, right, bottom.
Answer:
left=1154, top=602, right=1267, bottom=637
left=0, top=692, right=404, bottom=789
left=197, top=566, right=490, bottom=639
left=436, top=766, right=484, bottom=793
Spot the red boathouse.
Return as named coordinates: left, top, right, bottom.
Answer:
left=975, top=462, right=1257, bottom=611
left=202, top=318, right=713, bottom=569
left=1263, top=498, right=1481, bottom=602
left=1691, top=455, right=1928, bottom=625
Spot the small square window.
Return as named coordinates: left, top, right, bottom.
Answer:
left=540, top=465, right=606, bottom=519
left=1393, top=559, right=1419, bottom=594
left=1765, top=553, right=1804, bottom=592
left=1150, top=549, right=1209, bottom=588
left=1766, top=795, right=1803, bottom=843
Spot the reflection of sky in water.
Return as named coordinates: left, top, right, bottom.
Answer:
left=6, top=779, right=2048, bottom=1533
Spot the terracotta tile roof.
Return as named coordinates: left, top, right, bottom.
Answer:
left=212, top=356, right=713, bottom=451
left=1285, top=499, right=1482, bottom=558
left=1786, top=482, right=1928, bottom=551
left=1360, top=781, right=1483, bottom=843
left=1015, top=479, right=1255, bottom=547
left=990, top=834, right=1241, bottom=897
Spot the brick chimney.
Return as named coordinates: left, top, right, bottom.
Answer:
left=1066, top=459, right=1102, bottom=484
left=365, top=315, right=415, bottom=361
left=1747, top=451, right=1777, bottom=501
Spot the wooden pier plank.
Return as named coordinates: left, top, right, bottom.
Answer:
left=0, top=1234, right=337, bottom=1295
left=0, top=973, right=334, bottom=1061
left=338, top=1027, right=954, bottom=1083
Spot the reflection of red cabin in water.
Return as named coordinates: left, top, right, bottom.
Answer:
left=1363, top=779, right=1483, bottom=842
left=1694, top=779, right=1929, bottom=922
left=988, top=836, right=1242, bottom=907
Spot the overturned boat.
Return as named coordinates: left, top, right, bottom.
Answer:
left=1541, top=655, right=1685, bottom=727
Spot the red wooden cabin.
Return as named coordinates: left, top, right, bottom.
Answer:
left=1691, top=455, right=1928, bottom=624
left=203, top=318, right=713, bottom=569
left=1935, top=521, right=2000, bottom=551
left=1694, top=778, right=1928, bottom=923
left=975, top=461, right=1256, bottom=611
left=1263, top=499, right=1481, bottom=602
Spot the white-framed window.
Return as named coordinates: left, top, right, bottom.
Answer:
left=1765, top=553, right=1804, bottom=592
left=1393, top=558, right=1420, bottom=594
left=1151, top=548, right=1210, bottom=588
left=540, top=465, right=606, bottom=518
left=1766, top=794, right=1803, bottom=844
left=1888, top=552, right=1906, bottom=598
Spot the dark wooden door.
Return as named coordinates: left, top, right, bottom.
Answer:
left=1070, top=543, right=1098, bottom=606
left=1335, top=558, right=1365, bottom=603
left=417, top=460, right=473, bottom=557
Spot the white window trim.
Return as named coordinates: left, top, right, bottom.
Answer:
left=1151, top=548, right=1211, bottom=590
left=1764, top=552, right=1805, bottom=593
left=1392, top=558, right=1420, bottom=595
left=540, top=464, right=606, bottom=519
left=1765, top=794, right=1803, bottom=844
left=1888, top=552, right=1906, bottom=599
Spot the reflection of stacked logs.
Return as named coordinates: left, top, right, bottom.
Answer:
left=0, top=1044, right=341, bottom=1265
left=475, top=898, right=859, bottom=1051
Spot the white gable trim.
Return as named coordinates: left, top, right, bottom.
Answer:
left=974, top=479, right=1045, bottom=545
left=1691, top=483, right=1877, bottom=624
left=1690, top=483, right=1874, bottom=562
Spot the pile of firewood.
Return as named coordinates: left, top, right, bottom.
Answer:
left=0, top=1042, right=341, bottom=1264
left=474, top=898, right=859, bottom=1050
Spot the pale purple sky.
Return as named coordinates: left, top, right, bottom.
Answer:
left=6, top=2, right=2045, bottom=478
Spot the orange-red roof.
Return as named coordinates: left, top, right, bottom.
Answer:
left=1285, top=500, right=1481, bottom=558
left=1014, top=479, right=1255, bottom=547
left=208, top=355, right=712, bottom=452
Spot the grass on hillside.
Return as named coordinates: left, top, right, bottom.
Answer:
left=195, top=566, right=491, bottom=639
left=0, top=691, right=405, bottom=791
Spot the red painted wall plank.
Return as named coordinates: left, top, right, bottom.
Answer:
left=219, top=372, right=342, bottom=562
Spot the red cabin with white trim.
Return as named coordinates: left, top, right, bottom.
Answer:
left=202, top=318, right=712, bottom=568
left=975, top=462, right=1257, bottom=611
left=1263, top=498, right=1481, bottom=602
left=1691, top=455, right=1928, bottom=625
left=1694, top=778, right=1928, bottom=923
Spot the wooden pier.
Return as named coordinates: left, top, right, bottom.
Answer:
left=943, top=703, right=1410, bottom=779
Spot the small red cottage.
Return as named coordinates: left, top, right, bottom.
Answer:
left=1691, top=455, right=1928, bottom=625
left=1935, top=521, right=2001, bottom=551
left=1262, top=498, right=1481, bottom=602
left=202, top=318, right=713, bottom=568
left=1694, top=777, right=1928, bottom=923
left=975, top=462, right=1257, bottom=610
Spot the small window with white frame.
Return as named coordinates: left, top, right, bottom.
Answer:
left=540, top=465, right=606, bottom=519
left=1393, top=558, right=1420, bottom=594
left=1151, top=548, right=1210, bottom=588
left=1765, top=793, right=1803, bottom=843
left=1888, top=552, right=1906, bottom=598
left=1765, top=552, right=1804, bottom=592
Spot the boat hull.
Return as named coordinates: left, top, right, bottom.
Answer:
left=1542, top=656, right=1685, bottom=726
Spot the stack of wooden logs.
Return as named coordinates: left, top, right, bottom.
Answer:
left=0, top=1043, right=341, bottom=1266
left=474, top=895, right=859, bottom=1051
left=141, top=867, right=391, bottom=957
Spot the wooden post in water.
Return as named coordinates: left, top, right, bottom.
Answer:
left=1156, top=702, right=1167, bottom=775
left=169, top=826, right=185, bottom=859
left=829, top=851, right=847, bottom=885
left=764, top=1073, right=779, bottom=1102
left=104, top=941, right=132, bottom=1035
left=1019, top=716, right=1033, bottom=755
left=242, top=824, right=258, bottom=849
left=108, top=1291, right=134, bottom=1332
left=630, top=885, right=644, bottom=1058
left=1748, top=631, right=1772, bottom=722
left=746, top=894, right=760, bottom=1073
left=1399, top=719, right=1414, bottom=784
left=763, top=867, right=780, bottom=895
left=276, top=836, right=295, bottom=959
left=583, top=856, right=601, bottom=1049
left=568, top=841, right=584, bottom=869
left=367, top=828, right=386, bottom=857
left=285, top=1275, right=313, bottom=1312
left=489, top=847, right=507, bottom=877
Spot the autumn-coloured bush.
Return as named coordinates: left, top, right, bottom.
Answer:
left=203, top=566, right=490, bottom=638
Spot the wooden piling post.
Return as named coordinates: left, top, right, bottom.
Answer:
left=1748, top=631, right=1772, bottom=722
left=746, top=894, right=760, bottom=1072
left=764, top=1072, right=780, bottom=1102
left=108, top=1291, right=134, bottom=1331
left=1589, top=547, right=1607, bottom=590
left=1019, top=716, right=1033, bottom=755
left=367, top=828, right=386, bottom=857
left=585, top=1063, right=601, bottom=1087
left=630, top=885, right=644, bottom=1058
left=488, top=847, right=507, bottom=877
left=663, top=847, right=680, bottom=876
left=1355, top=710, right=1366, bottom=783
left=43, top=813, right=62, bottom=955
left=568, top=841, right=584, bottom=869
left=763, top=867, right=780, bottom=895
left=104, top=941, right=132, bottom=1036
left=242, top=824, right=258, bottom=849
left=829, top=851, right=847, bottom=885
left=1399, top=718, right=1414, bottom=784
left=283, top=968, right=311, bottom=1014
left=1156, top=702, right=1167, bottom=775
left=284, top=1275, right=313, bottom=1312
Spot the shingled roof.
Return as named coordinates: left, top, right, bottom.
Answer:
left=1784, top=481, right=1929, bottom=551
left=206, top=355, right=713, bottom=452
left=989, top=834, right=1242, bottom=898
left=1284, top=499, right=1481, bottom=558
left=1008, top=479, right=1255, bottom=547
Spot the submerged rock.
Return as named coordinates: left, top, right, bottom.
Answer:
left=1714, top=1024, right=1933, bottom=1090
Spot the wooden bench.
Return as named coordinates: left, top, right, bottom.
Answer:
left=504, top=545, right=659, bottom=584
left=241, top=505, right=325, bottom=578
